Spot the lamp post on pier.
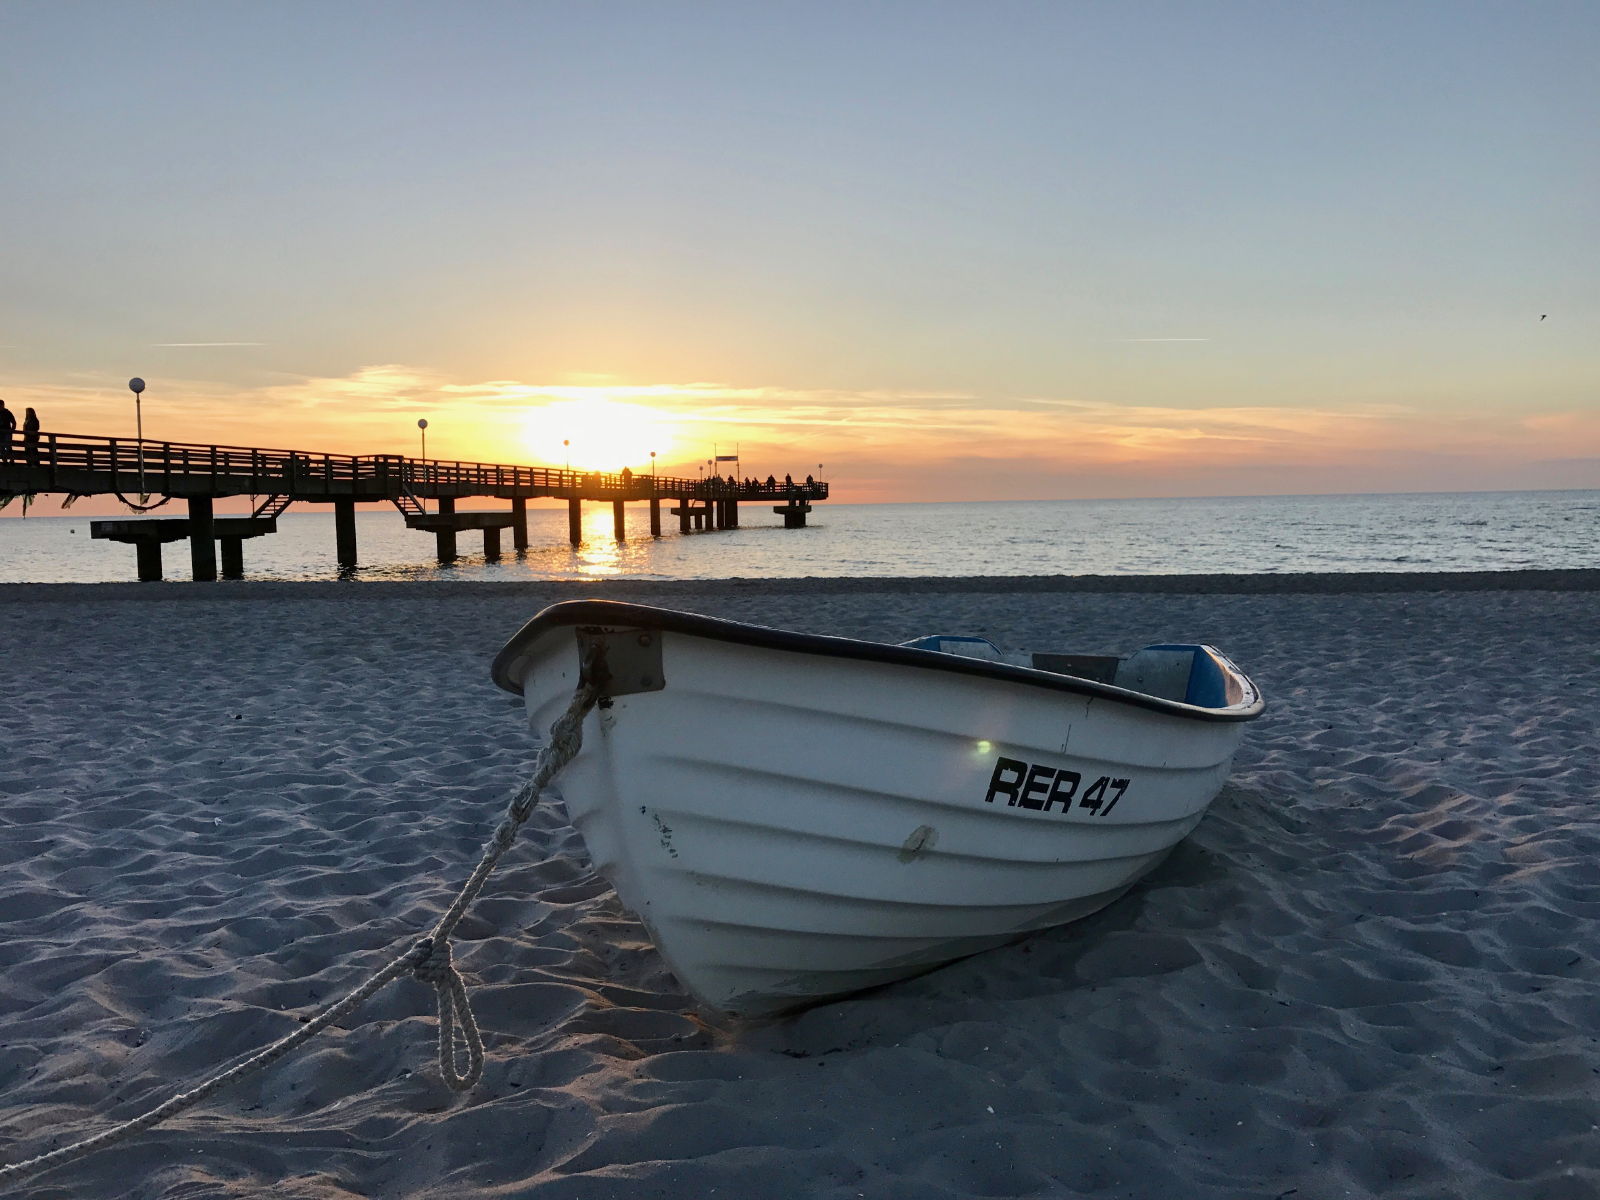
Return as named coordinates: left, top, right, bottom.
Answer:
left=128, top=377, right=146, bottom=498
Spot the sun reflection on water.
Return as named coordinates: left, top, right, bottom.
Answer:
left=572, top=504, right=625, bottom=576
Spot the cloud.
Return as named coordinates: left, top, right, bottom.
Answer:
left=1531, top=456, right=1600, bottom=469
left=255, top=365, right=447, bottom=411
left=8, top=362, right=1595, bottom=499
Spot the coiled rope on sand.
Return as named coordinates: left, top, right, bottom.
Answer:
left=0, top=672, right=601, bottom=1189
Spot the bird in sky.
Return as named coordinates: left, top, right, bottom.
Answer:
left=1540, top=314, right=1548, bottom=320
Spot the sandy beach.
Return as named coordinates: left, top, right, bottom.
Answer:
left=2, top=573, right=1597, bottom=1199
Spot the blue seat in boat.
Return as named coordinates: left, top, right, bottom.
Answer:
left=1146, top=644, right=1229, bottom=708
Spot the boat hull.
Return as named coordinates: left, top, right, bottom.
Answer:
left=502, top=607, right=1258, bottom=1016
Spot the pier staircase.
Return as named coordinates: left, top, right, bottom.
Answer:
left=391, top=488, right=426, bottom=518
left=251, top=494, right=293, bottom=519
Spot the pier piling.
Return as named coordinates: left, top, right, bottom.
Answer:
left=136, top=540, right=162, bottom=582
left=90, top=516, right=277, bottom=582
left=334, top=498, right=358, bottom=567
left=512, top=497, right=528, bottom=550
left=220, top=537, right=245, bottom=578
left=435, top=497, right=457, bottom=562
left=188, top=496, right=217, bottom=581
left=774, top=500, right=812, bottom=528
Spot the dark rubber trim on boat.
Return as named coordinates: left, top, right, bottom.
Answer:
left=492, top=600, right=1264, bottom=723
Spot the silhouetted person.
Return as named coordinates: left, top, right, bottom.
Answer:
left=765, top=474, right=775, bottom=490
left=621, top=466, right=632, bottom=487
left=805, top=474, right=814, bottom=487
left=0, top=400, right=14, bottom=463
left=22, top=407, right=40, bottom=466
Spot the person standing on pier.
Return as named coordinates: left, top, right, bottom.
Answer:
left=0, top=399, right=15, bottom=463
left=22, top=407, right=40, bottom=466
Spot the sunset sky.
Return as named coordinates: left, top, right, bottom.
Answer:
left=2, top=1, right=1596, bottom=513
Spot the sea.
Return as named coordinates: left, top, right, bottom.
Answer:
left=0, top=490, right=1595, bottom=585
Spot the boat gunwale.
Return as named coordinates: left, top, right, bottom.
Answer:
left=491, top=599, right=1264, bottom=724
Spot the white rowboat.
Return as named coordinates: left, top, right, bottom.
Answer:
left=492, top=601, right=1263, bottom=1016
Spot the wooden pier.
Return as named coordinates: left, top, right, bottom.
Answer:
left=0, top=431, right=828, bottom=581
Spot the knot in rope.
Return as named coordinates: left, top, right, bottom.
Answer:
left=410, top=937, right=453, bottom=986
left=410, top=666, right=601, bottom=1092
left=411, top=936, right=484, bottom=1093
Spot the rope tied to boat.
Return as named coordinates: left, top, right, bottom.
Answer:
left=0, top=667, right=601, bottom=1188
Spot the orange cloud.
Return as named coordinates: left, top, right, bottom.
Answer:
left=4, top=364, right=1596, bottom=512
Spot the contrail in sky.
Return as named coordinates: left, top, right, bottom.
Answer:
left=151, top=341, right=266, bottom=347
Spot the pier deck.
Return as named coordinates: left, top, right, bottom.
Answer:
left=1, top=432, right=827, bottom=580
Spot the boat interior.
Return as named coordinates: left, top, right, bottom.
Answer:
left=902, top=635, right=1233, bottom=709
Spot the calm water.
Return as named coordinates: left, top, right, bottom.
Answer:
left=0, top=491, right=1595, bottom=584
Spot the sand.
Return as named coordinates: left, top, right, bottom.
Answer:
left=1, top=574, right=1597, bottom=1198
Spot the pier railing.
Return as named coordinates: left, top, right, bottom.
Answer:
left=1, top=431, right=828, bottom=503
left=3, top=432, right=373, bottom=497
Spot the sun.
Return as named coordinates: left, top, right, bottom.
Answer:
left=520, top=396, right=678, bottom=473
